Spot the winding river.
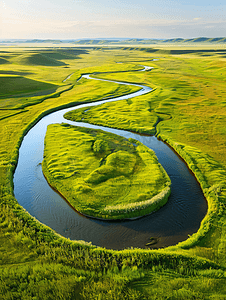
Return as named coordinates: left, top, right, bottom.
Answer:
left=13, top=66, right=207, bottom=250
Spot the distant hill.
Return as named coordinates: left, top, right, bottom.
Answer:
left=13, top=53, right=67, bottom=67
left=0, top=57, right=9, bottom=64
left=1, top=37, right=226, bottom=45
left=73, top=37, right=226, bottom=44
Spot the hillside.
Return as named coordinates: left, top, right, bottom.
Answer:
left=1, top=37, right=226, bottom=45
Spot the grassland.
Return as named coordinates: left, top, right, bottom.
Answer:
left=65, top=49, right=226, bottom=253
left=42, top=124, right=170, bottom=219
left=64, top=91, right=159, bottom=135
left=1, top=45, right=226, bottom=299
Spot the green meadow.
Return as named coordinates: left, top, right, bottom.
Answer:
left=1, top=45, right=226, bottom=299
left=42, top=124, right=170, bottom=219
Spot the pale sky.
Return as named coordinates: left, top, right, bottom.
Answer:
left=0, top=0, right=226, bottom=39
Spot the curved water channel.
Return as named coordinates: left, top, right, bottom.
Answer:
left=14, top=66, right=207, bottom=250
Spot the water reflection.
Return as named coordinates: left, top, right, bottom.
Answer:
left=13, top=69, right=207, bottom=250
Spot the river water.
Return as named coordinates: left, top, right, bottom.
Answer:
left=13, top=67, right=207, bottom=250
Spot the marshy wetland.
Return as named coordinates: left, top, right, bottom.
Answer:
left=1, top=46, right=226, bottom=299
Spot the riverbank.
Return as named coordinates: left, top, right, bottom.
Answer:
left=66, top=53, right=226, bottom=257
left=1, top=47, right=226, bottom=299
left=13, top=68, right=206, bottom=249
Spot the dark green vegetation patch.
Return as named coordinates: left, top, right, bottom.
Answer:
left=42, top=124, right=171, bottom=219
left=0, top=75, right=58, bottom=98
left=13, top=53, right=67, bottom=67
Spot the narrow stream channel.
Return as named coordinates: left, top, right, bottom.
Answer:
left=13, top=67, right=207, bottom=250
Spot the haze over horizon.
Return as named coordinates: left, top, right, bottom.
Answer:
left=0, top=0, right=225, bottom=40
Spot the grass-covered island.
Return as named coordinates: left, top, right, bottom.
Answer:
left=42, top=124, right=171, bottom=219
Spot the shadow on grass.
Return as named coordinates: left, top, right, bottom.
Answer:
left=0, top=70, right=32, bottom=76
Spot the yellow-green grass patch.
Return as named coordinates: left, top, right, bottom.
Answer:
left=64, top=91, right=160, bottom=135
left=0, top=109, right=26, bottom=121
left=0, top=84, right=74, bottom=110
left=42, top=124, right=171, bottom=219
left=0, top=75, right=59, bottom=98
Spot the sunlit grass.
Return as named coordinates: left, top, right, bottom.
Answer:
left=64, top=49, right=226, bottom=265
left=42, top=124, right=170, bottom=219
left=64, top=91, right=160, bottom=135
left=0, top=75, right=59, bottom=98
left=1, top=46, right=226, bottom=299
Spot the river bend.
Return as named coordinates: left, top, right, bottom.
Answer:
left=13, top=67, right=207, bottom=250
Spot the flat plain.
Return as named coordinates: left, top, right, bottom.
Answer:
left=1, top=45, right=226, bottom=299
